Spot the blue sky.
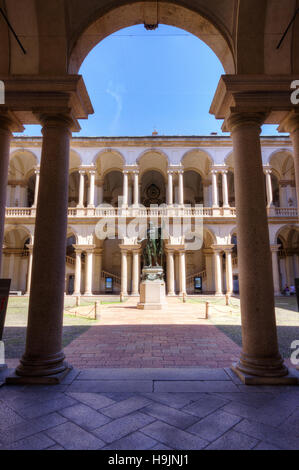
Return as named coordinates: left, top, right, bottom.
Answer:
left=17, top=24, right=281, bottom=137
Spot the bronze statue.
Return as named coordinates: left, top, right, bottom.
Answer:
left=141, top=223, right=164, bottom=267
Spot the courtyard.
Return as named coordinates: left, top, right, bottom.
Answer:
left=3, top=296, right=299, bottom=370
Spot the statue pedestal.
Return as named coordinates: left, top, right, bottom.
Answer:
left=137, top=267, right=166, bottom=310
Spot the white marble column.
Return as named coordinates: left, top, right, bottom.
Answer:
left=222, top=170, right=229, bottom=208
left=271, top=245, right=281, bottom=296
left=98, top=178, right=104, bottom=206
left=264, top=168, right=273, bottom=207
left=77, top=170, right=85, bottom=208
left=211, top=170, right=219, bottom=208
left=88, top=170, right=96, bottom=207
left=122, top=171, right=129, bottom=207
left=121, top=248, right=128, bottom=296
left=214, top=248, right=223, bottom=295
left=178, top=170, right=184, bottom=206
left=179, top=250, right=186, bottom=295
left=74, top=248, right=82, bottom=295
left=131, top=249, right=140, bottom=295
left=225, top=247, right=233, bottom=295
left=84, top=248, right=94, bottom=295
left=166, top=249, right=175, bottom=295
left=32, top=168, right=40, bottom=208
left=25, top=245, right=33, bottom=295
left=167, top=171, right=173, bottom=206
left=133, top=171, right=139, bottom=207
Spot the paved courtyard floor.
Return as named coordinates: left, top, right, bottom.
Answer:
left=0, top=367, right=299, bottom=450
left=4, top=296, right=299, bottom=369
left=2, top=297, right=299, bottom=450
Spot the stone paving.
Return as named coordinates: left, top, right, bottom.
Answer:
left=63, top=298, right=241, bottom=369
left=0, top=367, right=299, bottom=450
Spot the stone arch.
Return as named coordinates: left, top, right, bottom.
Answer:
left=94, top=149, right=125, bottom=178
left=138, top=150, right=169, bottom=180
left=69, top=1, right=235, bottom=74
left=181, top=149, right=213, bottom=178
left=9, top=150, right=38, bottom=181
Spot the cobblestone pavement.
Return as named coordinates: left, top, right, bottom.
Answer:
left=62, top=298, right=241, bottom=369
left=0, top=367, right=299, bottom=450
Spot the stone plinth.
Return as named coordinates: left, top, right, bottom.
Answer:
left=137, top=267, right=166, bottom=310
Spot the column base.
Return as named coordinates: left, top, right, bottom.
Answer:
left=0, top=364, right=8, bottom=387
left=6, top=365, right=72, bottom=385
left=167, top=292, right=176, bottom=296
left=231, top=363, right=298, bottom=385
left=131, top=293, right=140, bottom=297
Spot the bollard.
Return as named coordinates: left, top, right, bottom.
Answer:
left=225, top=294, right=229, bottom=306
left=95, top=301, right=101, bottom=320
left=183, top=292, right=187, bottom=303
left=205, top=301, right=209, bottom=319
left=120, top=293, right=124, bottom=303
left=76, top=295, right=80, bottom=307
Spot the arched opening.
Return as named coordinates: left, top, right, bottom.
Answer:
left=276, top=226, right=299, bottom=294
left=2, top=227, right=32, bottom=292
left=269, top=150, right=296, bottom=208
left=8, top=151, right=38, bottom=208
left=69, top=2, right=235, bottom=75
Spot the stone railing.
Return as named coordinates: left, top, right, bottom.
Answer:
left=5, top=206, right=298, bottom=219
left=274, top=207, right=298, bottom=217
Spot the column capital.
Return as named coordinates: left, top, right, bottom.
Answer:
left=263, top=166, right=272, bottom=175
left=25, top=244, right=34, bottom=252
left=37, top=112, right=74, bottom=135
left=34, top=166, right=40, bottom=175
left=270, top=244, right=281, bottom=252
left=226, top=112, right=266, bottom=133
left=0, top=110, right=23, bottom=133
left=211, top=244, right=224, bottom=253
left=223, top=244, right=235, bottom=253
left=279, top=111, right=299, bottom=134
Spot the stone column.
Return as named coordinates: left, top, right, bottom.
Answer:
left=222, top=170, right=229, bottom=208
left=285, top=254, right=294, bottom=286
left=0, top=115, right=13, bottom=273
left=25, top=244, right=33, bottom=295
left=284, top=114, right=299, bottom=208
left=93, top=248, right=103, bottom=294
left=166, top=249, right=175, bottom=295
left=32, top=168, right=40, bottom=208
left=228, top=113, right=288, bottom=381
left=211, top=170, right=219, bottom=208
left=178, top=170, right=184, bottom=206
left=6, top=184, right=11, bottom=207
left=264, top=168, right=273, bottom=208
left=98, top=178, right=104, bottom=205
left=131, top=248, right=140, bottom=295
left=167, top=171, right=173, bottom=206
left=84, top=248, right=94, bottom=295
left=77, top=170, right=85, bottom=207
left=73, top=248, right=82, bottom=295
left=120, top=248, right=128, bottom=296
left=122, top=171, right=129, bottom=207
left=133, top=171, right=139, bottom=207
left=271, top=245, right=281, bottom=296
left=213, top=248, right=223, bottom=295
left=88, top=170, right=96, bottom=208
left=224, top=247, right=234, bottom=295
left=179, top=250, right=186, bottom=295
left=13, top=114, right=73, bottom=383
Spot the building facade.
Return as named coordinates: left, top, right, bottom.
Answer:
left=3, top=135, right=298, bottom=298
